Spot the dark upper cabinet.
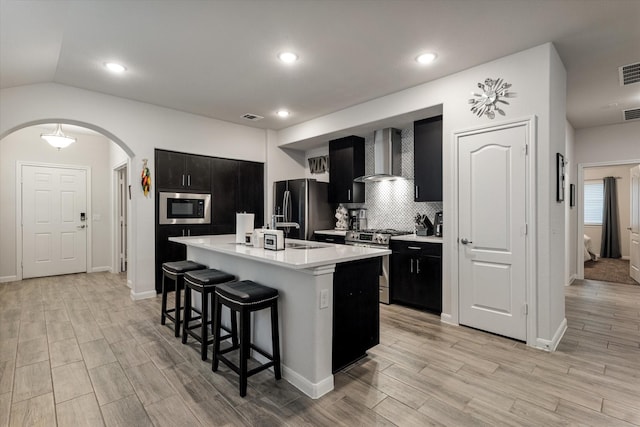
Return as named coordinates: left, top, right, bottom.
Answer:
left=210, top=158, right=264, bottom=234
left=390, top=240, right=442, bottom=313
left=155, top=150, right=211, bottom=192
left=237, top=161, right=264, bottom=229
left=329, top=136, right=365, bottom=203
left=413, top=115, right=443, bottom=202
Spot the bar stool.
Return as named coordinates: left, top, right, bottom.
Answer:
left=212, top=280, right=281, bottom=397
left=161, top=260, right=206, bottom=337
left=182, top=268, right=237, bottom=360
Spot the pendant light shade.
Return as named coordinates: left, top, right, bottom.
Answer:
left=41, top=124, right=76, bottom=149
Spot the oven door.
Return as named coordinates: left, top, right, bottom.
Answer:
left=345, top=242, right=390, bottom=303
left=159, top=192, right=211, bottom=225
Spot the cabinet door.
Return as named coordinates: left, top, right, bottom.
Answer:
left=155, top=150, right=186, bottom=190
left=211, top=158, right=237, bottom=235
left=390, top=252, right=416, bottom=304
left=155, top=226, right=188, bottom=293
left=414, top=116, right=443, bottom=201
left=237, top=161, right=264, bottom=228
left=185, top=154, right=210, bottom=191
left=329, top=136, right=365, bottom=203
left=314, top=234, right=345, bottom=244
left=415, top=255, right=442, bottom=313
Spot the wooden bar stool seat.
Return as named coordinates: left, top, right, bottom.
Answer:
left=212, top=280, right=281, bottom=397
left=160, top=260, right=206, bottom=337
left=182, top=268, right=237, bottom=360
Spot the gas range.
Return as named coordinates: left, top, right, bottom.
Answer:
left=345, top=229, right=412, bottom=248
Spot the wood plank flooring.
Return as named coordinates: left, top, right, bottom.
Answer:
left=0, top=273, right=639, bottom=426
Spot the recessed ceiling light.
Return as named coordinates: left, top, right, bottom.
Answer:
left=416, top=52, right=437, bottom=64
left=278, top=52, right=298, bottom=63
left=276, top=110, right=290, bottom=118
left=104, top=62, right=126, bottom=73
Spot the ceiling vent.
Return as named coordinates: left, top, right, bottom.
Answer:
left=241, top=113, right=264, bottom=121
left=623, top=108, right=640, bottom=121
left=619, top=62, right=640, bottom=86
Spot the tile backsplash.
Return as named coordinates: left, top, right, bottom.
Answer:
left=342, top=126, right=442, bottom=232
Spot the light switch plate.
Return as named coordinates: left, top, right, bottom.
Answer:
left=320, top=289, right=329, bottom=309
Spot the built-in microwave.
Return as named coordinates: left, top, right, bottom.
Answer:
left=159, top=192, right=211, bottom=225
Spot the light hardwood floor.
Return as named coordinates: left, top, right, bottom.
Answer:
left=1, top=273, right=639, bottom=426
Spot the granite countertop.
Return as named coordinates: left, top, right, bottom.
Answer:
left=314, top=229, right=347, bottom=236
left=391, top=234, right=443, bottom=244
left=169, top=234, right=389, bottom=270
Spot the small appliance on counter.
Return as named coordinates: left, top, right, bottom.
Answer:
left=348, top=208, right=367, bottom=231
left=236, top=213, right=255, bottom=243
left=434, top=211, right=443, bottom=237
left=263, top=230, right=285, bottom=251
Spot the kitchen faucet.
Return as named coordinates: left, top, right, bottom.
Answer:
left=270, top=214, right=300, bottom=230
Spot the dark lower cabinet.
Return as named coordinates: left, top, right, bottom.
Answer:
left=390, top=241, right=442, bottom=313
left=314, top=233, right=345, bottom=244
left=155, top=225, right=210, bottom=293
left=333, top=257, right=380, bottom=373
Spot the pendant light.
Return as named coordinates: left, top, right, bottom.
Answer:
left=41, top=124, right=76, bottom=149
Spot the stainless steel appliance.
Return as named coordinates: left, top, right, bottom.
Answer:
left=159, top=192, right=211, bottom=224
left=345, top=229, right=412, bottom=304
left=273, top=179, right=334, bottom=240
left=434, top=211, right=443, bottom=237
left=348, top=208, right=367, bottom=230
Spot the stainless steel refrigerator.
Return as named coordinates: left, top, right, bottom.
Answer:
left=273, top=179, right=334, bottom=240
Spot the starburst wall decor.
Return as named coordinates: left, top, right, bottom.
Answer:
left=468, top=78, right=515, bottom=119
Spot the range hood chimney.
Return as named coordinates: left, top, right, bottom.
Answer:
left=354, top=128, right=404, bottom=182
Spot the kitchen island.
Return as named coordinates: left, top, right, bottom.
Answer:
left=169, top=234, right=389, bottom=399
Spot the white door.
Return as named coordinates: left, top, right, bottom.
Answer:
left=458, top=123, right=528, bottom=341
left=22, top=165, right=87, bottom=278
left=630, top=165, right=640, bottom=284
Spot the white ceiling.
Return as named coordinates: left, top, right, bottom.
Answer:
left=1, top=0, right=639, bottom=133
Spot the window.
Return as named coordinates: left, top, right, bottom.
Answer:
left=584, top=181, right=604, bottom=225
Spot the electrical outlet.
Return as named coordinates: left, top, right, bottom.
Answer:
left=320, top=289, right=329, bottom=309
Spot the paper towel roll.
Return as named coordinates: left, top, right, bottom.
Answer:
left=236, top=213, right=255, bottom=243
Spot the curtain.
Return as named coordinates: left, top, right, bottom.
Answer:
left=600, top=176, right=621, bottom=258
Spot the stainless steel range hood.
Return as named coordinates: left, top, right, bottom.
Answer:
left=354, top=128, right=404, bottom=182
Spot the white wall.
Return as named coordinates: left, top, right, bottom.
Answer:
left=275, top=43, right=567, bottom=347
left=1, top=83, right=268, bottom=298
left=584, top=164, right=636, bottom=258
left=575, top=121, right=640, bottom=165
left=565, top=121, right=577, bottom=284
left=0, top=126, right=119, bottom=280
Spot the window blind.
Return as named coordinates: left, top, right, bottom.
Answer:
left=584, top=181, right=604, bottom=225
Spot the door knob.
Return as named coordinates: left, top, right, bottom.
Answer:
left=460, top=238, right=472, bottom=245
left=628, top=227, right=633, bottom=230
left=77, top=224, right=86, bottom=229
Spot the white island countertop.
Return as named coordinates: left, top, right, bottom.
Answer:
left=169, top=234, right=389, bottom=270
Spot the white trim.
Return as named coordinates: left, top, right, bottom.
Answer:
left=535, top=318, right=567, bottom=352
left=281, top=364, right=334, bottom=399
left=622, top=255, right=630, bottom=260
left=112, top=161, right=129, bottom=274
left=91, top=266, right=112, bottom=273
left=567, top=274, right=577, bottom=286
left=451, top=116, right=537, bottom=346
left=129, top=289, right=157, bottom=300
left=576, top=158, right=640, bottom=280
left=16, top=161, right=92, bottom=281
left=440, top=313, right=455, bottom=325
left=0, top=275, right=18, bottom=283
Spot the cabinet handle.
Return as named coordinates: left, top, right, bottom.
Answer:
left=408, top=246, right=421, bottom=250
left=410, top=259, right=414, bottom=273
left=416, top=259, right=420, bottom=274
left=182, top=229, right=185, bottom=236
left=415, top=185, right=419, bottom=199
left=348, top=189, right=351, bottom=201
left=187, top=229, right=191, bottom=236
left=182, top=174, right=185, bottom=187
left=326, top=238, right=335, bottom=242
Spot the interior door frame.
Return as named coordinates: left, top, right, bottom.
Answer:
left=576, top=158, right=640, bottom=280
left=450, top=116, right=537, bottom=347
left=112, top=160, right=129, bottom=276
left=16, top=161, right=92, bottom=281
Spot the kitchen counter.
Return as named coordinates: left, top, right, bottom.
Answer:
left=313, top=229, right=347, bottom=236
left=391, top=234, right=443, bottom=244
left=169, top=234, right=388, bottom=399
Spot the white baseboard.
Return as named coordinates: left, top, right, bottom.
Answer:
left=622, top=255, right=630, bottom=260
left=129, top=289, right=157, bottom=301
left=0, top=275, right=17, bottom=283
left=566, top=274, right=577, bottom=286
left=127, top=279, right=133, bottom=289
left=91, top=266, right=112, bottom=273
left=535, top=318, right=567, bottom=352
left=440, top=313, right=457, bottom=325
left=282, top=365, right=334, bottom=399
